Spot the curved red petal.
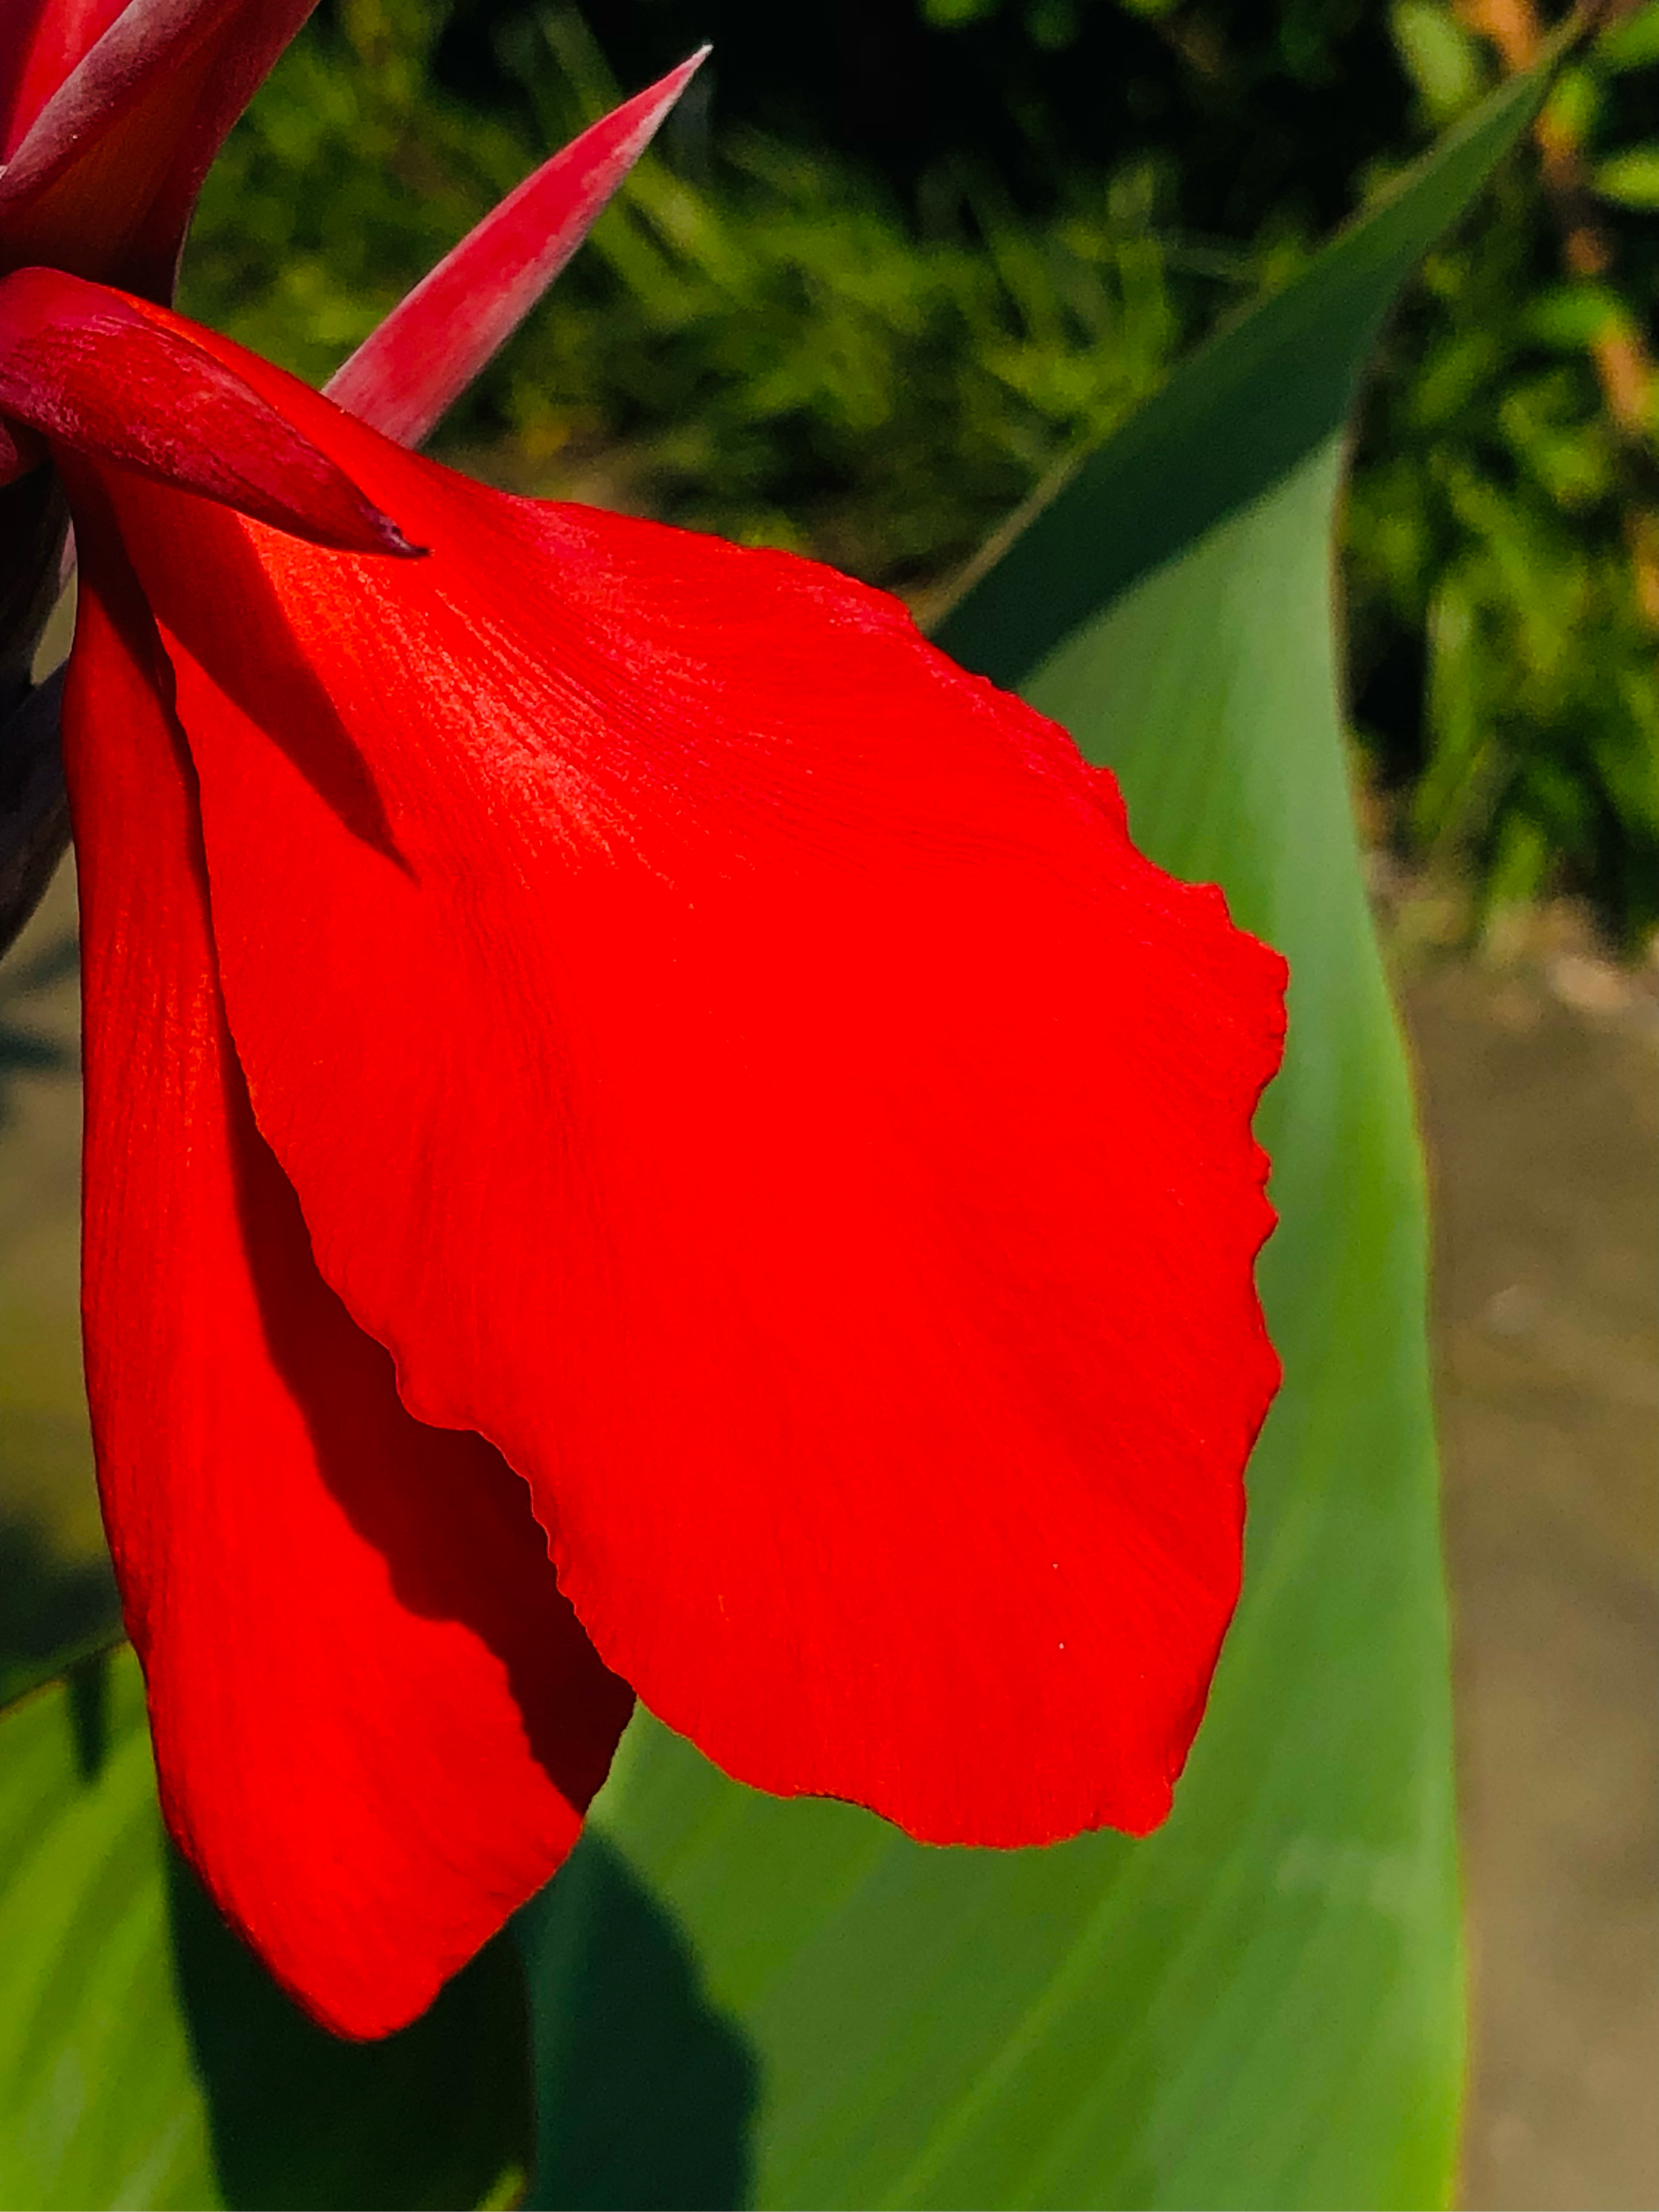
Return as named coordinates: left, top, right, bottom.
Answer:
left=0, top=0, right=317, bottom=295
left=63, top=526, right=632, bottom=2038
left=0, top=268, right=416, bottom=551
left=0, top=0, right=127, bottom=160
left=80, top=321, right=1285, bottom=1847
left=328, top=51, right=706, bottom=449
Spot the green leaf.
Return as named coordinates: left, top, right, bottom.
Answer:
left=1389, top=0, right=1488, bottom=124
left=1540, top=63, right=1600, bottom=153
left=0, top=1647, right=532, bottom=2211
left=1595, top=0, right=1659, bottom=73
left=1591, top=145, right=1659, bottom=209
left=518, top=70, right=1547, bottom=2212
left=1523, top=279, right=1633, bottom=352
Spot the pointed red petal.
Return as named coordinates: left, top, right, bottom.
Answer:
left=0, top=268, right=416, bottom=550
left=78, top=313, right=1285, bottom=1849
left=63, top=528, right=632, bottom=2038
left=0, top=0, right=317, bottom=295
left=326, top=51, right=706, bottom=448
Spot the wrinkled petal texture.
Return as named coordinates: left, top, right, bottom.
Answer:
left=62, top=530, right=632, bottom=2039
left=71, top=310, right=1285, bottom=1849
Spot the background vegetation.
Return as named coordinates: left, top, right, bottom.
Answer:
left=181, top=0, right=1659, bottom=941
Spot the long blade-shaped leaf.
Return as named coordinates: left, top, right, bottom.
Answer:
left=0, top=1650, right=533, bottom=2210
left=516, top=70, right=1547, bottom=2212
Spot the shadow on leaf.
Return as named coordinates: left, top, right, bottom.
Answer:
left=517, top=1830, right=758, bottom=2211
left=167, top=1845, right=535, bottom=2210
left=0, top=1512, right=119, bottom=1711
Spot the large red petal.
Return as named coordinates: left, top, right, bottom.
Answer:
left=63, top=516, right=632, bottom=2039
left=78, top=316, right=1285, bottom=1849
left=327, top=52, right=705, bottom=449
left=0, top=0, right=317, bottom=294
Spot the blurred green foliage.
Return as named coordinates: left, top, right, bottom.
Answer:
left=181, top=0, right=1659, bottom=940
left=1348, top=7, right=1659, bottom=940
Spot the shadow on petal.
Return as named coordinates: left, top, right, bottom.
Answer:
left=145, top=519, right=410, bottom=873
left=225, top=1081, right=633, bottom=1829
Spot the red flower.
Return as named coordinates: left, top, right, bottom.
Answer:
left=0, top=0, right=696, bottom=926
left=0, top=3, right=1286, bottom=2041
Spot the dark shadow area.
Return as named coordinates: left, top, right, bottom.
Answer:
left=0, top=922, right=75, bottom=1127
left=0, top=1510, right=119, bottom=1710
left=437, top=0, right=1406, bottom=240
left=167, top=1845, right=535, bottom=2210
left=222, top=1068, right=634, bottom=1810
left=0, top=469, right=69, bottom=698
left=64, top=1640, right=112, bottom=1779
left=134, top=517, right=411, bottom=871
left=517, top=1831, right=758, bottom=2211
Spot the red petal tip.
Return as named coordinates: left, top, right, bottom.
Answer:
left=0, top=268, right=421, bottom=555
left=327, top=49, right=709, bottom=448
